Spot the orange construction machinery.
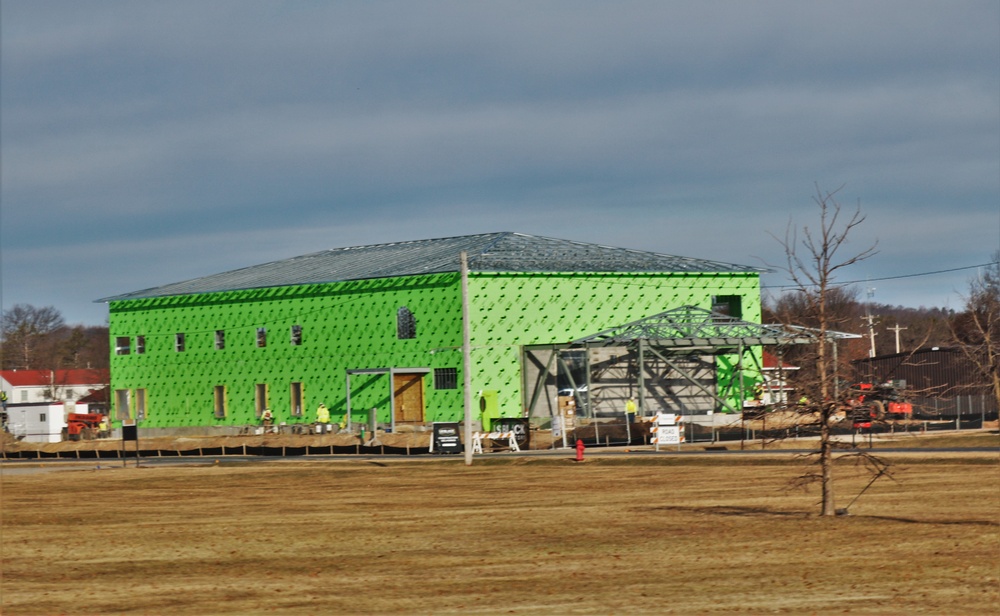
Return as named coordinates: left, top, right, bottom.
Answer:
left=66, top=413, right=106, bottom=440
left=845, top=382, right=912, bottom=429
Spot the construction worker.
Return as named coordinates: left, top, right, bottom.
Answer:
left=98, top=416, right=109, bottom=438
left=316, top=403, right=330, bottom=424
left=261, top=408, right=274, bottom=427
left=625, top=397, right=637, bottom=422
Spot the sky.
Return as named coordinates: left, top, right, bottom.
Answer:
left=2, top=0, right=998, bottom=327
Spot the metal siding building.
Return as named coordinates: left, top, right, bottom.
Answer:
left=99, top=232, right=763, bottom=432
left=853, top=347, right=991, bottom=396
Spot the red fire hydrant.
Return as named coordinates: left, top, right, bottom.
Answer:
left=575, top=439, right=585, bottom=462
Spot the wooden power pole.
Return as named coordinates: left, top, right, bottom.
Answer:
left=461, top=251, right=474, bottom=466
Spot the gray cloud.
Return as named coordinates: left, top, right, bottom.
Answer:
left=2, top=0, right=997, bottom=324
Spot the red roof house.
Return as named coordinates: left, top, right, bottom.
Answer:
left=1, top=369, right=110, bottom=405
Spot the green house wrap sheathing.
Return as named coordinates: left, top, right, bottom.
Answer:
left=103, top=233, right=761, bottom=429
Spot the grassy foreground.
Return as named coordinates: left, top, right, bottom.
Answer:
left=2, top=454, right=998, bottom=615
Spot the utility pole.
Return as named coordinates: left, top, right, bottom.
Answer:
left=460, top=251, right=474, bottom=466
left=864, top=286, right=878, bottom=358
left=864, top=313, right=878, bottom=357
left=887, top=323, right=907, bottom=354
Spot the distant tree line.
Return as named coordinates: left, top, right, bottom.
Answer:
left=764, top=286, right=956, bottom=360
left=1, top=304, right=109, bottom=371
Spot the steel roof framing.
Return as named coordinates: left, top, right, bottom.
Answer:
left=523, top=306, right=859, bottom=422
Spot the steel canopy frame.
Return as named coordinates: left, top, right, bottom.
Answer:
left=522, top=305, right=859, bottom=420
left=574, top=305, right=819, bottom=349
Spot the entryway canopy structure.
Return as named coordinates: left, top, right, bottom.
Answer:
left=344, top=367, right=431, bottom=432
left=522, top=305, right=859, bottom=420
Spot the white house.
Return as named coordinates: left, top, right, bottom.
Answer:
left=1, top=369, right=109, bottom=405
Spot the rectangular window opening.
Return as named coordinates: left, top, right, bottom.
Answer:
left=214, top=385, right=227, bottom=418
left=434, top=368, right=458, bottom=390
left=290, top=382, right=303, bottom=417
left=256, top=327, right=267, bottom=348
left=712, top=295, right=743, bottom=320
left=290, top=324, right=302, bottom=346
left=115, top=389, right=132, bottom=421
left=135, top=388, right=147, bottom=420
left=397, top=306, right=416, bottom=340
left=136, top=336, right=146, bottom=354
left=255, top=383, right=269, bottom=418
left=175, top=333, right=186, bottom=352
left=115, top=337, right=131, bottom=355
left=215, top=330, right=225, bottom=350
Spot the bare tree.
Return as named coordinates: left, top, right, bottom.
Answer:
left=769, top=185, right=879, bottom=516
left=952, top=252, right=1000, bottom=409
left=1, top=304, right=66, bottom=370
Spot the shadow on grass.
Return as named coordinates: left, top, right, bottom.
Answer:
left=858, top=514, right=999, bottom=527
left=640, top=504, right=1000, bottom=526
left=641, top=505, right=812, bottom=518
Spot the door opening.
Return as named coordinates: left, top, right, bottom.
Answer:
left=393, top=373, right=425, bottom=423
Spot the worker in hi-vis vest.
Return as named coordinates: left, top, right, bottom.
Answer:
left=625, top=397, right=637, bottom=420
left=316, top=403, right=330, bottom=424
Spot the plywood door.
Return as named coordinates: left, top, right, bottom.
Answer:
left=393, top=374, right=425, bottom=423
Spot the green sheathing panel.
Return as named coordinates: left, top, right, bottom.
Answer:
left=715, top=352, right=765, bottom=412
left=108, top=270, right=759, bottom=428
left=109, top=274, right=465, bottom=428
left=467, top=271, right=761, bottom=417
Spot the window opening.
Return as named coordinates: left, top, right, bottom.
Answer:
left=290, top=324, right=302, bottom=346
left=255, top=383, right=269, bottom=417
left=256, top=327, right=267, bottom=348
left=136, top=336, right=145, bottom=354
left=135, top=388, right=147, bottom=420
left=175, top=333, right=186, bottom=352
left=115, top=389, right=132, bottom=421
left=214, top=385, right=227, bottom=418
left=711, top=295, right=742, bottom=319
left=215, top=330, right=225, bottom=350
left=397, top=306, right=416, bottom=339
left=115, top=337, right=131, bottom=355
left=290, top=382, right=303, bottom=417
left=434, top=368, right=458, bottom=390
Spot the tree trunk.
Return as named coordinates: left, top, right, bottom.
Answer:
left=992, top=371, right=1000, bottom=417
left=817, top=309, right=836, bottom=516
left=820, top=406, right=836, bottom=516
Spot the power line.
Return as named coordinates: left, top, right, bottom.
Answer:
left=762, top=261, right=998, bottom=290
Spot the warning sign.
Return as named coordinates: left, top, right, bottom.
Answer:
left=651, top=412, right=684, bottom=448
left=658, top=425, right=681, bottom=445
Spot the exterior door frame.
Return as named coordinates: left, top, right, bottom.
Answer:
left=393, top=372, right=426, bottom=425
left=345, top=367, right=430, bottom=432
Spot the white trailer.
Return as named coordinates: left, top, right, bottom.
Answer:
left=4, top=402, right=88, bottom=443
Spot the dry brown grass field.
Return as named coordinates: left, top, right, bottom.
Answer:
left=2, top=453, right=998, bottom=615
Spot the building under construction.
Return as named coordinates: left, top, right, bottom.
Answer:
left=100, top=232, right=796, bottom=435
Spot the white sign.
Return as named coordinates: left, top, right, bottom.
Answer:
left=658, top=425, right=681, bottom=445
